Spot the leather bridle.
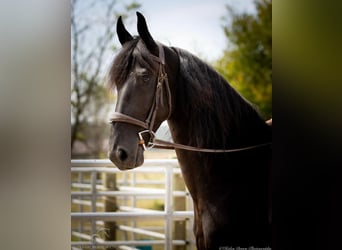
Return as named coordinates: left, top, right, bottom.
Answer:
left=110, top=43, right=172, bottom=150
left=110, top=44, right=271, bottom=152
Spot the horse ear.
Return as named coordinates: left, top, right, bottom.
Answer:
left=136, top=12, right=158, bottom=55
left=117, top=16, right=133, bottom=45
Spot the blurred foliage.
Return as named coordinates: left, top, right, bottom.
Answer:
left=215, top=0, right=272, bottom=118
left=151, top=201, right=165, bottom=211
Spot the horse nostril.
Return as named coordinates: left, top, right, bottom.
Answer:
left=117, top=148, right=128, bottom=162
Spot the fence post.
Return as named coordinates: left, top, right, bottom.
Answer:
left=102, top=172, right=117, bottom=247
left=91, top=171, right=97, bottom=250
left=173, top=172, right=186, bottom=250
left=165, top=165, right=173, bottom=250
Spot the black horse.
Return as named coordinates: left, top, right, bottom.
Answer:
left=108, top=12, right=272, bottom=249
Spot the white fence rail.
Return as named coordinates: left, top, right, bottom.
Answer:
left=71, top=159, right=195, bottom=250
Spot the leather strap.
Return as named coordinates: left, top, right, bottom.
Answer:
left=110, top=112, right=149, bottom=129
left=151, top=138, right=271, bottom=152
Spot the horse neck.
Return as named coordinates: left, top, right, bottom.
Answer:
left=168, top=98, right=269, bottom=151
left=167, top=50, right=270, bottom=149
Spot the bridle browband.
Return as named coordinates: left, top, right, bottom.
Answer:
left=110, top=44, right=271, bottom=153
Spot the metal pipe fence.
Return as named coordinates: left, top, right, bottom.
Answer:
left=71, top=159, right=195, bottom=250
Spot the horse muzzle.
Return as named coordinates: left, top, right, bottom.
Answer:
left=109, top=144, right=144, bottom=170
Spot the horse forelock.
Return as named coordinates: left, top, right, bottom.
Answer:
left=108, top=38, right=156, bottom=90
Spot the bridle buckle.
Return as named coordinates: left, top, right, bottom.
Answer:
left=138, top=130, right=156, bottom=151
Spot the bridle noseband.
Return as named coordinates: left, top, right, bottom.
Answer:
left=110, top=44, right=271, bottom=153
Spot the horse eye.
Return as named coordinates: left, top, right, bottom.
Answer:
left=141, top=74, right=150, bottom=82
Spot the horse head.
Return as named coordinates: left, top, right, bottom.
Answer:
left=108, top=12, right=177, bottom=170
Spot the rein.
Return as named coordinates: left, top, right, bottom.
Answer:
left=110, top=44, right=271, bottom=153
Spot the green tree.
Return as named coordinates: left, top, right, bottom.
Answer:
left=71, top=0, right=141, bottom=157
left=215, top=0, right=272, bottom=118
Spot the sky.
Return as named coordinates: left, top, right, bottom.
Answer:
left=125, top=0, right=257, bottom=61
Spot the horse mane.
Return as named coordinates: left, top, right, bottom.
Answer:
left=172, top=47, right=266, bottom=149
